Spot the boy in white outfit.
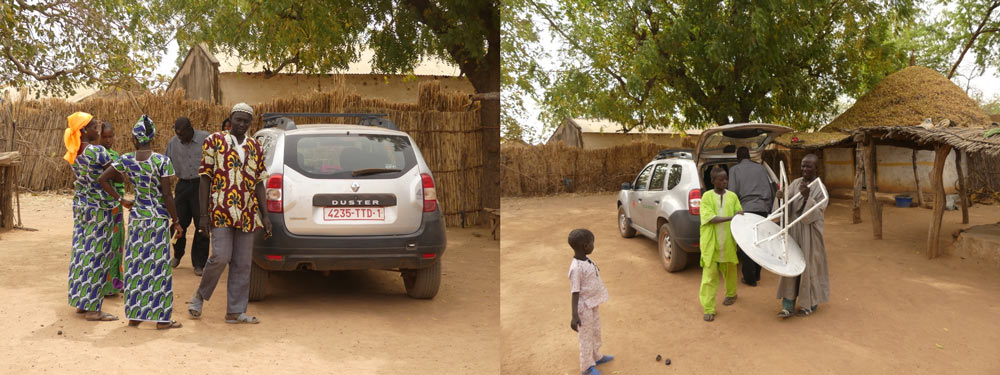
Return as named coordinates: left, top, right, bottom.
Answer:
left=568, top=229, right=613, bottom=375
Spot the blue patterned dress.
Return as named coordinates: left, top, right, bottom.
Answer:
left=68, top=144, right=116, bottom=311
left=113, top=152, right=176, bottom=322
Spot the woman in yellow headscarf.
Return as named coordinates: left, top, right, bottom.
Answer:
left=65, top=111, right=119, bottom=322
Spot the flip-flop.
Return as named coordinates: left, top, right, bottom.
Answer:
left=777, top=309, right=793, bottom=319
left=595, top=355, right=614, bottom=365
left=128, top=320, right=142, bottom=327
left=188, top=292, right=203, bottom=318
left=703, top=313, right=715, bottom=322
left=225, top=313, right=260, bottom=324
left=156, top=320, right=183, bottom=330
left=723, top=295, right=738, bottom=305
left=796, top=307, right=814, bottom=317
left=582, top=366, right=602, bottom=375
left=85, top=312, right=118, bottom=321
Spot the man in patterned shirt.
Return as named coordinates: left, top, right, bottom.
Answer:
left=188, top=103, right=272, bottom=324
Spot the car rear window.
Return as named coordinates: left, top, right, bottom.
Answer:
left=284, top=133, right=417, bottom=179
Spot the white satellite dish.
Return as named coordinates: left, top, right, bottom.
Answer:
left=729, top=160, right=828, bottom=277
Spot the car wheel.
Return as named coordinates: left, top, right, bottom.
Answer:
left=403, top=260, right=441, bottom=299
left=618, top=206, right=636, bottom=238
left=658, top=223, right=687, bottom=272
left=248, top=261, right=269, bottom=302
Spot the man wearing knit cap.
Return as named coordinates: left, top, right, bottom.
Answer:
left=188, top=102, right=272, bottom=324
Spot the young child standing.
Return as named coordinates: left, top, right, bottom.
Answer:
left=699, top=167, right=744, bottom=322
left=568, top=229, right=613, bottom=375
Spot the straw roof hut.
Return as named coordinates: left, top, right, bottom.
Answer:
left=776, top=66, right=998, bottom=258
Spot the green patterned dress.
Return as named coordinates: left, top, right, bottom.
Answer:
left=113, top=152, right=176, bottom=322
left=101, top=149, right=127, bottom=296
left=68, top=144, right=116, bottom=311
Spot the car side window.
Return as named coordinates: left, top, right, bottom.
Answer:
left=667, top=164, right=683, bottom=190
left=634, top=165, right=654, bottom=190
left=649, top=164, right=668, bottom=190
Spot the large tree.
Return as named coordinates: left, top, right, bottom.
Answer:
left=532, top=0, right=917, bottom=132
left=159, top=0, right=500, bottom=209
left=501, top=0, right=548, bottom=143
left=0, top=0, right=171, bottom=97
left=902, top=0, right=1000, bottom=90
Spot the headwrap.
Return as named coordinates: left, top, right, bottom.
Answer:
left=132, top=115, right=155, bottom=145
left=231, top=102, right=254, bottom=117
left=63, top=112, right=94, bottom=164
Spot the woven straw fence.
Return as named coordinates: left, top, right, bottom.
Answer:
left=0, top=81, right=484, bottom=227
left=502, top=142, right=666, bottom=196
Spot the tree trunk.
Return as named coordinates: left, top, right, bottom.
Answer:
left=863, top=137, right=881, bottom=239
left=912, top=149, right=924, bottom=207
left=853, top=143, right=863, bottom=224
left=927, top=144, right=952, bottom=259
left=955, top=150, right=968, bottom=224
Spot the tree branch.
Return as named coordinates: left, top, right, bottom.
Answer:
left=262, top=52, right=300, bottom=78
left=2, top=46, right=83, bottom=81
left=948, top=1, right=1000, bottom=79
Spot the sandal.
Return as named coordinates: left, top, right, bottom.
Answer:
left=796, top=307, right=814, bottom=317
left=188, top=292, right=203, bottom=318
left=156, top=320, right=183, bottom=330
left=703, top=313, right=715, bottom=322
left=583, top=366, right=602, bottom=375
left=128, top=320, right=142, bottom=327
left=777, top=309, right=793, bottom=319
left=595, top=355, right=614, bottom=365
left=723, top=295, right=738, bottom=305
left=225, top=313, right=260, bottom=324
left=85, top=311, right=118, bottom=321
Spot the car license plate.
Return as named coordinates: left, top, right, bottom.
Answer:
left=323, top=207, right=385, bottom=221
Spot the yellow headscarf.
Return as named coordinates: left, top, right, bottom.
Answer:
left=63, top=112, right=94, bottom=164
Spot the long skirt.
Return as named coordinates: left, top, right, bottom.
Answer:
left=100, top=205, right=126, bottom=296
left=68, top=206, right=115, bottom=311
left=124, top=217, right=174, bottom=322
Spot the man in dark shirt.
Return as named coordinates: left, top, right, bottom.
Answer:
left=165, top=117, right=211, bottom=275
left=727, top=147, right=775, bottom=286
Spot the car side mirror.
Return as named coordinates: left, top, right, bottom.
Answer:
left=622, top=182, right=632, bottom=190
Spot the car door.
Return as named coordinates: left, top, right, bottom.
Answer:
left=640, top=163, right=670, bottom=229
left=629, top=164, right=656, bottom=232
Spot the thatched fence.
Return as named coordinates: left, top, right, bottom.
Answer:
left=501, top=142, right=666, bottom=197
left=0, top=81, right=485, bottom=227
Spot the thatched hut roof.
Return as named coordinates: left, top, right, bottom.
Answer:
left=826, top=66, right=990, bottom=131
left=772, top=132, right=852, bottom=149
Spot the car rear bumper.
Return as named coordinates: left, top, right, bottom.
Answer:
left=668, top=211, right=701, bottom=253
left=252, top=211, right=447, bottom=271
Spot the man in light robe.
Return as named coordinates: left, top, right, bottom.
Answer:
left=776, top=154, right=829, bottom=318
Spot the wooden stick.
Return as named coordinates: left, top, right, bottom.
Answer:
left=912, top=149, right=925, bottom=207
left=955, top=150, right=968, bottom=224
left=864, top=136, right=881, bottom=239
left=928, top=143, right=951, bottom=259
left=853, top=142, right=863, bottom=224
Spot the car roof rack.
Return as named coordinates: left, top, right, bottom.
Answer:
left=655, top=149, right=693, bottom=160
left=260, top=113, right=398, bottom=131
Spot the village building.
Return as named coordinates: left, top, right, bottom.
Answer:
left=166, top=43, right=474, bottom=106
left=546, top=117, right=701, bottom=149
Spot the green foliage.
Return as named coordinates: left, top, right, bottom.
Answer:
left=501, top=0, right=548, bottom=143
left=0, top=0, right=172, bottom=97
left=535, top=0, right=918, bottom=132
left=159, top=0, right=498, bottom=91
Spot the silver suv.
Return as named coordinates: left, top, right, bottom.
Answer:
left=617, top=123, right=790, bottom=272
left=250, top=113, right=446, bottom=300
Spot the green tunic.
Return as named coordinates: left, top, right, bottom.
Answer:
left=699, top=189, right=742, bottom=267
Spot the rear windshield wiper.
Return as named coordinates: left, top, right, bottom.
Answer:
left=352, top=168, right=402, bottom=177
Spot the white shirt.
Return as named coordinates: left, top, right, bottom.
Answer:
left=569, top=257, right=610, bottom=309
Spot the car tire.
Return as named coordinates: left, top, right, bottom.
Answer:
left=618, top=206, right=637, bottom=238
left=658, top=223, right=687, bottom=272
left=403, top=260, right=441, bottom=299
left=248, top=261, right=269, bottom=302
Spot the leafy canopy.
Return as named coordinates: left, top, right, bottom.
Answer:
left=535, top=0, right=917, bottom=132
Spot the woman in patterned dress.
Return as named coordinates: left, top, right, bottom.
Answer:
left=99, top=115, right=183, bottom=329
left=64, top=112, right=118, bottom=322
left=99, top=122, right=126, bottom=297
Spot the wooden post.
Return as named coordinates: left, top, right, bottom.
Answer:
left=912, top=149, right=925, bottom=207
left=853, top=142, right=864, bottom=224
left=863, top=136, right=881, bottom=239
left=927, top=143, right=952, bottom=259
left=955, top=150, right=969, bottom=224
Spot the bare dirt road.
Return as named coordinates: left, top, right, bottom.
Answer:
left=501, top=193, right=1000, bottom=374
left=0, top=193, right=498, bottom=374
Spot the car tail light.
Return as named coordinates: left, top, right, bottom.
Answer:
left=266, top=174, right=283, bottom=213
left=421, top=173, right=437, bottom=212
left=265, top=255, right=283, bottom=261
left=688, top=189, right=701, bottom=215
left=421, top=253, right=436, bottom=259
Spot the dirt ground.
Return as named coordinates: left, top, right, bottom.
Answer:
left=501, top=193, right=1000, bottom=374
left=0, top=193, right=499, bottom=374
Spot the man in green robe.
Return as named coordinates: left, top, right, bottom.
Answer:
left=699, top=167, right=744, bottom=322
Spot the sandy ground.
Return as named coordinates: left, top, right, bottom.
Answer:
left=0, top=193, right=499, bottom=374
left=501, top=193, right=1000, bottom=374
